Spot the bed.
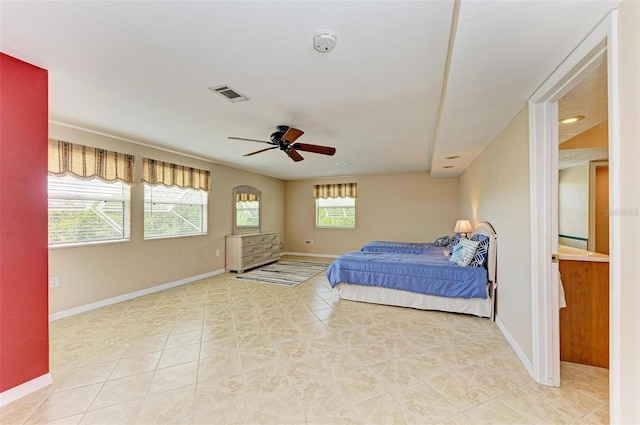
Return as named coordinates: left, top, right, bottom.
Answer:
left=327, top=222, right=498, bottom=318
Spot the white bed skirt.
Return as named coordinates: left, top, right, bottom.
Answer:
left=334, top=282, right=491, bottom=318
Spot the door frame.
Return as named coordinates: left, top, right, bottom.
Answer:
left=528, top=9, right=619, bottom=414
left=589, top=160, right=610, bottom=253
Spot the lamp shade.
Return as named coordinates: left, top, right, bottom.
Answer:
left=453, top=219, right=473, bottom=234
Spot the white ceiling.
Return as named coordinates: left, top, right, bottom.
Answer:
left=559, top=54, right=609, bottom=144
left=0, top=0, right=620, bottom=180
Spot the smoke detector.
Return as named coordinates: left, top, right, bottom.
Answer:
left=313, top=31, right=337, bottom=53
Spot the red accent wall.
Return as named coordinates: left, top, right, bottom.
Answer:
left=0, top=53, right=49, bottom=392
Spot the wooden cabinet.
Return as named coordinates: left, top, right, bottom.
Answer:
left=225, top=232, right=280, bottom=273
left=559, top=260, right=609, bottom=368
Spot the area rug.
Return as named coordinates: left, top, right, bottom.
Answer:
left=235, top=260, right=328, bottom=287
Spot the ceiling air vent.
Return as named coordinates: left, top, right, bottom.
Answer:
left=208, top=85, right=250, bottom=103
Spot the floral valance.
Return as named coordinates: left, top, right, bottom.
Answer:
left=236, top=193, right=259, bottom=202
left=48, top=139, right=135, bottom=184
left=142, top=158, right=211, bottom=191
left=313, top=183, right=357, bottom=199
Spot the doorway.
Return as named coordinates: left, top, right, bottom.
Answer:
left=556, top=60, right=610, bottom=371
left=528, top=8, right=620, bottom=416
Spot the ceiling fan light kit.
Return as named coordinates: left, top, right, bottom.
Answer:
left=313, top=31, right=337, bottom=53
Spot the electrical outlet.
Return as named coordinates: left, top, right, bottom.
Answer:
left=49, top=276, right=59, bottom=288
left=215, top=249, right=220, bottom=257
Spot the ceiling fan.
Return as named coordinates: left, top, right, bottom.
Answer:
left=228, top=126, right=336, bottom=162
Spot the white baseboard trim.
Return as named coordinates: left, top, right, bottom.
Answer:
left=49, top=268, right=226, bottom=322
left=0, top=373, right=52, bottom=407
left=495, top=315, right=534, bottom=376
left=282, top=252, right=339, bottom=259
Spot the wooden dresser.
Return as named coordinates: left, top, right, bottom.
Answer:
left=225, top=232, right=280, bottom=273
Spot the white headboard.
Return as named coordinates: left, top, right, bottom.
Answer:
left=473, top=221, right=497, bottom=283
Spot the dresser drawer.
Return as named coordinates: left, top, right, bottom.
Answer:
left=242, top=236, right=259, bottom=247
left=262, top=251, right=279, bottom=261
left=263, top=242, right=279, bottom=252
left=243, top=254, right=263, bottom=267
left=268, top=233, right=279, bottom=242
left=256, top=234, right=270, bottom=244
left=242, top=244, right=262, bottom=257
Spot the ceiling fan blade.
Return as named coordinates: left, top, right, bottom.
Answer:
left=243, top=146, right=278, bottom=157
left=281, top=127, right=304, bottom=144
left=292, top=143, right=336, bottom=156
left=228, top=136, right=274, bottom=145
left=287, top=148, right=304, bottom=162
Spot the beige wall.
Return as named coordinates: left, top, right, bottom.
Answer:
left=285, top=172, right=459, bottom=255
left=459, top=106, right=532, bottom=359
left=558, top=163, right=589, bottom=241
left=615, top=1, right=640, bottom=422
left=48, top=123, right=285, bottom=313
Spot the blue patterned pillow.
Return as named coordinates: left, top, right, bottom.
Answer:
left=449, top=238, right=479, bottom=267
left=434, top=235, right=453, bottom=247
left=470, top=234, right=489, bottom=268
left=447, top=233, right=463, bottom=249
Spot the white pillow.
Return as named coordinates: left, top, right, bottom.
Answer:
left=449, top=238, right=480, bottom=267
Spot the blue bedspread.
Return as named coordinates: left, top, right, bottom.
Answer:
left=327, top=251, right=487, bottom=299
left=360, top=241, right=444, bottom=256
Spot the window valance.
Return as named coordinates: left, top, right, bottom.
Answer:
left=48, top=139, right=135, bottom=184
left=142, top=158, right=211, bottom=191
left=236, top=193, right=259, bottom=202
left=313, top=183, right=357, bottom=199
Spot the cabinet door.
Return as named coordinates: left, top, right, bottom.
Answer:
left=559, top=260, right=609, bottom=368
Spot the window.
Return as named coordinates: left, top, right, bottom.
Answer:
left=144, top=184, right=208, bottom=238
left=47, top=139, right=134, bottom=246
left=141, top=158, right=211, bottom=239
left=316, top=196, right=356, bottom=228
left=48, top=175, right=131, bottom=245
left=314, top=182, right=357, bottom=229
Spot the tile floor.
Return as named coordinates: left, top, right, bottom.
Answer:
left=1, top=257, right=609, bottom=424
